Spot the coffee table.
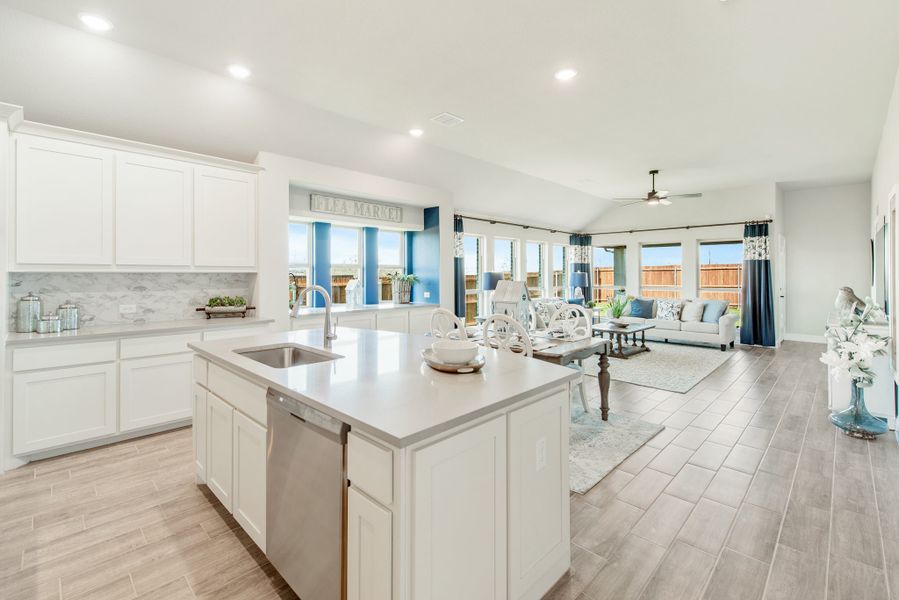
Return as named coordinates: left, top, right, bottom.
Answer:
left=593, top=322, right=655, bottom=359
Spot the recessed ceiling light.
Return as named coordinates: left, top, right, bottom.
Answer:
left=227, top=64, right=251, bottom=79
left=409, top=128, right=424, bottom=138
left=554, top=68, right=578, bottom=81
left=79, top=13, right=113, bottom=32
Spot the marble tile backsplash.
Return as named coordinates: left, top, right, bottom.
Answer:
left=9, top=272, right=254, bottom=327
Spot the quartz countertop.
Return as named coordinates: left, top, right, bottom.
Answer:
left=5, top=317, right=275, bottom=347
left=290, top=301, right=436, bottom=317
left=189, top=328, right=577, bottom=447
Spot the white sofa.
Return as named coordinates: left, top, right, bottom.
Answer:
left=618, top=299, right=738, bottom=351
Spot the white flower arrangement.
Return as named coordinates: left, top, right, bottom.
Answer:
left=820, top=299, right=888, bottom=387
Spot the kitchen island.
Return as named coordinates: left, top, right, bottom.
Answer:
left=189, top=327, right=578, bottom=600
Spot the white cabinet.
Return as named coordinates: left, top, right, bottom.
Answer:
left=232, top=410, right=267, bottom=551
left=409, top=308, right=434, bottom=335
left=116, top=152, right=192, bottom=265
left=193, top=384, right=207, bottom=483
left=376, top=311, right=408, bottom=333
left=119, top=353, right=194, bottom=431
left=291, top=316, right=325, bottom=331
left=508, top=391, right=570, bottom=600
left=12, top=363, right=117, bottom=454
left=347, top=487, right=392, bottom=600
left=194, top=166, right=257, bottom=268
left=339, top=312, right=377, bottom=330
left=411, top=416, right=507, bottom=600
left=15, top=134, right=114, bottom=266
left=206, top=392, right=234, bottom=511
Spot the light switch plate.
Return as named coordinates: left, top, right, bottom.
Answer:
left=423, top=291, right=431, bottom=299
left=119, top=304, right=138, bottom=314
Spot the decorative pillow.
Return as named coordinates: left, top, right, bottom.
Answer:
left=701, top=299, right=729, bottom=323
left=629, top=298, right=654, bottom=319
left=656, top=299, right=683, bottom=321
left=680, top=299, right=705, bottom=322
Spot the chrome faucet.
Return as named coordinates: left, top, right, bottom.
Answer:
left=291, top=285, right=337, bottom=341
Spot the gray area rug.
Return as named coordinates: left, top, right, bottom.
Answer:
left=583, top=341, right=735, bottom=393
left=570, top=400, right=663, bottom=494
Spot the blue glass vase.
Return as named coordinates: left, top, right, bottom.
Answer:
left=830, top=381, right=888, bottom=439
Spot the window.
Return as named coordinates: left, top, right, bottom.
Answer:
left=377, top=230, right=403, bottom=302
left=551, top=245, right=568, bottom=298
left=493, top=238, right=517, bottom=281
left=525, top=242, right=545, bottom=298
left=699, top=240, right=743, bottom=321
left=592, top=246, right=626, bottom=304
left=464, top=235, right=484, bottom=324
left=640, top=243, right=682, bottom=299
left=330, top=226, right=361, bottom=304
left=288, top=222, right=311, bottom=307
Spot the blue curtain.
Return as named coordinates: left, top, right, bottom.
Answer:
left=454, top=215, right=465, bottom=318
left=740, top=223, right=776, bottom=346
left=569, top=234, right=592, bottom=302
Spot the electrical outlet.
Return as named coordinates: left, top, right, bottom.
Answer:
left=423, top=291, right=431, bottom=299
left=535, top=437, right=547, bottom=471
left=119, top=304, right=138, bottom=314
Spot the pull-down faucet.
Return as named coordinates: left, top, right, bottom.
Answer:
left=290, top=285, right=337, bottom=342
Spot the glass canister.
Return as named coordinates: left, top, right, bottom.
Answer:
left=58, top=302, right=80, bottom=330
left=35, top=314, right=62, bottom=334
left=15, top=291, right=42, bottom=333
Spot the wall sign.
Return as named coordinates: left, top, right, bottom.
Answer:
left=310, top=193, right=404, bottom=223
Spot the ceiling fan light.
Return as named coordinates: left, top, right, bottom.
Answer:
left=647, top=198, right=660, bottom=206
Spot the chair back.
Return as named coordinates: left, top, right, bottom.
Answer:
left=430, top=308, right=467, bottom=340
left=548, top=303, right=592, bottom=341
left=482, top=314, right=533, bottom=357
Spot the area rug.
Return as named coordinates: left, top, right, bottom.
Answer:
left=570, top=400, right=663, bottom=494
left=583, top=341, right=735, bottom=394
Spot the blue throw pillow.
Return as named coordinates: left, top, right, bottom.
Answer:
left=702, top=300, right=729, bottom=323
left=629, top=298, right=654, bottom=319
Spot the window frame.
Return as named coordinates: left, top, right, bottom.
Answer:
left=329, top=225, right=363, bottom=305
left=525, top=241, right=545, bottom=299
left=377, top=230, right=405, bottom=303
left=492, top=237, right=519, bottom=281
left=288, top=221, right=313, bottom=308
left=551, top=244, right=568, bottom=299
left=463, top=234, right=485, bottom=325
left=592, top=245, right=626, bottom=304
left=639, top=242, right=683, bottom=299
left=697, top=239, right=744, bottom=317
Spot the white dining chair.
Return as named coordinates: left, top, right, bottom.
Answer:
left=548, top=303, right=591, bottom=413
left=482, top=314, right=533, bottom=357
left=430, top=308, right=468, bottom=340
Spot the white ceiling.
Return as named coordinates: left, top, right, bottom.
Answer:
left=3, top=0, right=899, bottom=201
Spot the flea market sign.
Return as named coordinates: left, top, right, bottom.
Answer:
left=310, top=193, right=403, bottom=223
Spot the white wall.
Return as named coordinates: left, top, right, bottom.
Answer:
left=782, top=182, right=871, bottom=339
left=872, top=68, right=899, bottom=235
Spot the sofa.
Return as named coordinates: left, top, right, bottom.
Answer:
left=617, top=298, right=738, bottom=351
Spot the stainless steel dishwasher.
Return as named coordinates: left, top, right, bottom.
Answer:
left=267, top=389, right=349, bottom=600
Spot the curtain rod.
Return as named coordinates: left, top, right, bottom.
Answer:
left=455, top=212, right=772, bottom=237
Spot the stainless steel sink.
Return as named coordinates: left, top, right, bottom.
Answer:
left=235, top=344, right=341, bottom=368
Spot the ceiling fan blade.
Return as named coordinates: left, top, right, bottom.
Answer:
left=659, top=198, right=672, bottom=206
left=612, top=197, right=646, bottom=202
left=666, top=193, right=702, bottom=199
left=657, top=190, right=670, bottom=198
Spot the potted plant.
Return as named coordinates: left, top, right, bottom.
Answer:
left=389, top=273, right=419, bottom=304
left=606, top=295, right=631, bottom=326
left=203, top=295, right=249, bottom=318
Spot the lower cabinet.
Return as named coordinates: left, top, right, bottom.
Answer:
left=339, top=312, right=377, bottom=330
left=411, top=415, right=507, bottom=600
left=193, top=384, right=207, bottom=483
left=12, top=362, right=118, bottom=454
left=347, top=487, right=392, bottom=600
left=119, top=352, right=193, bottom=431
left=408, top=308, right=433, bottom=335
left=206, top=392, right=234, bottom=511
left=375, top=311, right=408, bottom=333
left=232, top=410, right=267, bottom=551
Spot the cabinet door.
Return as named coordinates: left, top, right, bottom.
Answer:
left=508, top=391, right=570, bottom=599
left=116, top=152, right=192, bottom=265
left=193, top=384, right=207, bottom=483
left=12, top=363, right=117, bottom=454
left=206, top=392, right=234, bottom=511
left=376, top=311, right=409, bottom=333
left=120, top=353, right=194, bottom=431
left=339, top=313, right=377, bottom=330
left=15, top=134, right=114, bottom=265
left=194, top=166, right=257, bottom=268
left=412, top=416, right=507, bottom=600
left=347, top=487, right=392, bottom=600
left=232, top=410, right=267, bottom=551
left=409, top=309, right=433, bottom=335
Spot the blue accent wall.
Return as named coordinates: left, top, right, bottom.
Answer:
left=363, top=227, right=379, bottom=304
left=311, top=222, right=331, bottom=307
left=407, top=207, right=440, bottom=304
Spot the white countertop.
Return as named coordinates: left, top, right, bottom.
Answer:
left=5, top=317, right=275, bottom=347
left=189, top=328, right=577, bottom=447
left=290, top=301, right=436, bottom=318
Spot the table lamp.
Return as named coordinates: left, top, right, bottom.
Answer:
left=482, top=271, right=504, bottom=315
left=569, top=271, right=588, bottom=305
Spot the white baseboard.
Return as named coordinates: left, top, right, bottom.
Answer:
left=783, top=332, right=824, bottom=344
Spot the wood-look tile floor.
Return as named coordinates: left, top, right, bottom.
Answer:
left=1, top=341, right=897, bottom=600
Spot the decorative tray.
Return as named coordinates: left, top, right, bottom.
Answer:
left=195, top=306, right=256, bottom=319
left=421, top=348, right=486, bottom=374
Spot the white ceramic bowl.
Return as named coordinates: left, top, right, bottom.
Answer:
left=431, top=340, right=479, bottom=365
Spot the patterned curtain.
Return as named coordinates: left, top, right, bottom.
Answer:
left=454, top=215, right=465, bottom=318
left=568, top=234, right=592, bottom=302
left=740, top=223, right=776, bottom=346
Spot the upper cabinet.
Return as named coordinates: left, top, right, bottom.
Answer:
left=15, top=134, right=114, bottom=266
left=116, top=153, right=193, bottom=266
left=10, top=129, right=258, bottom=272
left=194, top=167, right=257, bottom=269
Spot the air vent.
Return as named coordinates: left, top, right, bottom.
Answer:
left=430, top=112, right=465, bottom=127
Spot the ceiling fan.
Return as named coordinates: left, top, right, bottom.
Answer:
left=614, top=170, right=702, bottom=206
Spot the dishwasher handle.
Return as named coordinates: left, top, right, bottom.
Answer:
left=266, top=389, right=349, bottom=442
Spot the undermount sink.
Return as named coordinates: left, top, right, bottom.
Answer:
left=235, top=344, right=341, bottom=369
